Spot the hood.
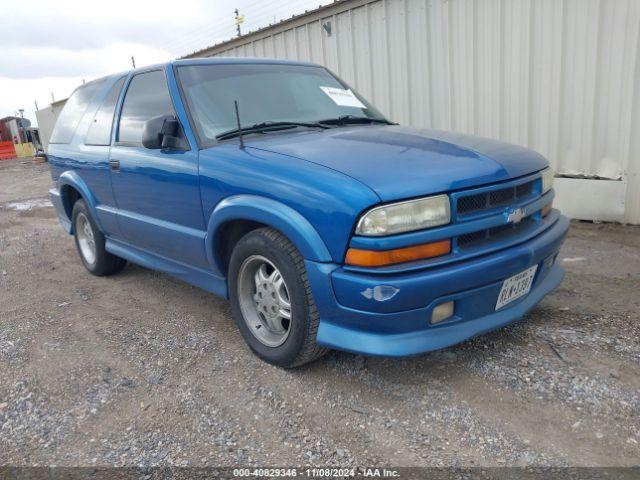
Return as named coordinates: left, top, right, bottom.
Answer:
left=246, top=125, right=548, bottom=201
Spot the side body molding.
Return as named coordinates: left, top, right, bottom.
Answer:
left=206, top=195, right=333, bottom=275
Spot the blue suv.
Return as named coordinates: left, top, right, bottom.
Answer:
left=48, top=58, right=568, bottom=367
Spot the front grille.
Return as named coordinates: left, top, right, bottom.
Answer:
left=457, top=216, right=535, bottom=249
left=457, top=181, right=534, bottom=215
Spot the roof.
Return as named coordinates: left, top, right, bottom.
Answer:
left=172, top=57, right=318, bottom=67
left=79, top=58, right=317, bottom=83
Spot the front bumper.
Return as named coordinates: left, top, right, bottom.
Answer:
left=306, top=214, right=569, bottom=357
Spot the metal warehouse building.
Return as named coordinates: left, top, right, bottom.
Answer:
left=185, top=0, right=640, bottom=224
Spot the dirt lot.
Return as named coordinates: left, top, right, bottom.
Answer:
left=0, top=157, right=639, bottom=468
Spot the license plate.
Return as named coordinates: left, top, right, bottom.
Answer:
left=495, top=265, right=538, bottom=310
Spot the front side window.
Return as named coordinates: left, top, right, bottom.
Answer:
left=176, top=63, right=386, bottom=146
left=50, top=79, right=106, bottom=144
left=85, top=76, right=125, bottom=146
left=118, top=70, right=175, bottom=145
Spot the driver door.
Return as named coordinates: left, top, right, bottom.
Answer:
left=109, top=68, right=208, bottom=269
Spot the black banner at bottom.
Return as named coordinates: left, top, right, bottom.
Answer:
left=1, top=467, right=639, bottom=480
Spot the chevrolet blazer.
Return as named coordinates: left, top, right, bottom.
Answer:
left=47, top=58, right=568, bottom=367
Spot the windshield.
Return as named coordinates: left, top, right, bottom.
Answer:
left=176, top=63, right=387, bottom=145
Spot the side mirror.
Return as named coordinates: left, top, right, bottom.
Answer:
left=141, top=115, right=186, bottom=150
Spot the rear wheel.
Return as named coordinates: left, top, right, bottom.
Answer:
left=72, top=199, right=126, bottom=276
left=228, top=227, right=327, bottom=367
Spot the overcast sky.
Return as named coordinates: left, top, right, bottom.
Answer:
left=1, top=0, right=331, bottom=126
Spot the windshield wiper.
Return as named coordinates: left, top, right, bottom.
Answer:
left=317, top=115, right=396, bottom=126
left=216, top=121, right=328, bottom=141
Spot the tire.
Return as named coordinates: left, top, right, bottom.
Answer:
left=72, top=199, right=126, bottom=276
left=228, top=227, right=327, bottom=368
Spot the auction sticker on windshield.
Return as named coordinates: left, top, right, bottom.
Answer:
left=495, top=265, right=538, bottom=310
left=320, top=86, right=366, bottom=108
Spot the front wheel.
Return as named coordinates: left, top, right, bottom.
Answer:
left=228, top=227, right=327, bottom=368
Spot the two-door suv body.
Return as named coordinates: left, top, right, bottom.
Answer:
left=48, top=58, right=568, bottom=367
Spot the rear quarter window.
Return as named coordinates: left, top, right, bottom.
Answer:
left=85, top=77, right=126, bottom=146
left=50, top=79, right=106, bottom=144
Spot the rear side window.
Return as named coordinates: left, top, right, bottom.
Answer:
left=50, top=79, right=105, bottom=144
left=117, top=70, right=175, bottom=145
left=85, top=77, right=125, bottom=146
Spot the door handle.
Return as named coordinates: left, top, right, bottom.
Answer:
left=109, top=159, right=120, bottom=172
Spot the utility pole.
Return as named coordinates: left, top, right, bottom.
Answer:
left=131, top=56, right=136, bottom=68
left=50, top=92, right=55, bottom=103
left=234, top=9, right=244, bottom=37
left=34, top=100, right=39, bottom=111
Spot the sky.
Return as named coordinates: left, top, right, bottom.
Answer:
left=0, top=0, right=332, bottom=127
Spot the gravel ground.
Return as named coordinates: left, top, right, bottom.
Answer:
left=0, top=157, right=639, bottom=468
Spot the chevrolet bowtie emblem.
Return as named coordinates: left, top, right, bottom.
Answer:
left=507, top=208, right=525, bottom=224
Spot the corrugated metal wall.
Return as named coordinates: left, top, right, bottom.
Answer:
left=190, top=0, right=640, bottom=223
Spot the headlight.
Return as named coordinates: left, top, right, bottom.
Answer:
left=541, top=167, right=554, bottom=194
left=355, top=194, right=451, bottom=236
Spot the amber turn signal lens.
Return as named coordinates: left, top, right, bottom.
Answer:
left=541, top=202, right=553, bottom=217
left=345, top=239, right=451, bottom=267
